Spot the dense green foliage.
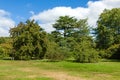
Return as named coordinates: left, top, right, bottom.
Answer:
left=95, top=8, right=120, bottom=59
left=10, top=20, right=47, bottom=60
left=0, top=8, right=120, bottom=62
left=96, top=8, right=120, bottom=49
left=106, top=44, right=120, bottom=59
left=52, top=16, right=99, bottom=62
left=0, top=37, right=12, bottom=59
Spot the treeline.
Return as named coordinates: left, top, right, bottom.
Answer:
left=0, top=8, right=120, bottom=62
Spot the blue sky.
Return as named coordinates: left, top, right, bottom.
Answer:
left=0, top=0, right=120, bottom=36
left=0, top=0, right=92, bottom=24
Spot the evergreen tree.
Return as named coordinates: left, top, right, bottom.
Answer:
left=10, top=20, right=47, bottom=60
left=52, top=16, right=99, bottom=62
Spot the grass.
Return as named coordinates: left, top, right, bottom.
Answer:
left=0, top=60, right=120, bottom=80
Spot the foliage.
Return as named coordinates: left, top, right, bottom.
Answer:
left=52, top=16, right=99, bottom=63
left=53, top=15, right=77, bottom=37
left=73, top=40, right=99, bottom=63
left=0, top=46, right=4, bottom=59
left=1, top=8, right=120, bottom=61
left=95, top=8, right=120, bottom=49
left=95, top=8, right=120, bottom=59
left=45, top=34, right=69, bottom=61
left=106, top=44, right=120, bottom=59
left=0, top=37, right=6, bottom=44
left=0, top=37, right=13, bottom=59
left=98, top=50, right=107, bottom=58
left=10, top=20, right=47, bottom=60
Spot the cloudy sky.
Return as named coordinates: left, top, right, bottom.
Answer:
left=0, top=0, right=120, bottom=36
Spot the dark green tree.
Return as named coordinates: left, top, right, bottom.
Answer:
left=52, top=16, right=77, bottom=57
left=53, top=15, right=77, bottom=37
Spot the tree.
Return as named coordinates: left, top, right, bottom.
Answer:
left=10, top=20, right=47, bottom=60
left=72, top=19, right=90, bottom=38
left=0, top=37, right=13, bottom=59
left=52, top=16, right=77, bottom=57
left=72, top=19, right=98, bottom=63
left=53, top=15, right=77, bottom=37
left=52, top=16, right=99, bottom=62
left=96, top=8, right=120, bottom=49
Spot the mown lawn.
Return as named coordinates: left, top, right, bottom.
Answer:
left=0, top=60, right=120, bottom=80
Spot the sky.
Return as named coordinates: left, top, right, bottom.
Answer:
left=0, top=0, right=120, bottom=36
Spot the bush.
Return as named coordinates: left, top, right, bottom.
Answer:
left=45, top=41, right=69, bottom=61
left=73, top=40, right=99, bottom=63
left=74, top=48, right=99, bottom=63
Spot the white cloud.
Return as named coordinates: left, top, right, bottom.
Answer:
left=40, top=22, right=55, bottom=33
left=30, top=0, right=120, bottom=32
left=0, top=9, right=15, bottom=37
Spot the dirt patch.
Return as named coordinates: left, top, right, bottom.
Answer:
left=42, top=71, right=85, bottom=80
left=19, top=67, right=85, bottom=80
left=19, top=68, right=33, bottom=72
left=27, top=75, right=37, bottom=78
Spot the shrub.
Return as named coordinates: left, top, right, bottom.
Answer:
left=45, top=41, right=69, bottom=61
left=73, top=40, right=99, bottom=63
left=73, top=48, right=99, bottom=63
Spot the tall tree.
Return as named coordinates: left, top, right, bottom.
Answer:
left=52, top=16, right=77, bottom=51
left=52, top=16, right=98, bottom=62
left=53, top=16, right=77, bottom=37
left=95, top=8, right=120, bottom=49
left=10, top=20, right=47, bottom=60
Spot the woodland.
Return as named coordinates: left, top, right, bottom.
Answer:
left=0, top=8, right=120, bottom=62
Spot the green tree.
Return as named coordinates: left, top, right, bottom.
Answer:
left=0, top=37, right=13, bottom=59
left=72, top=19, right=99, bottom=62
left=72, top=19, right=90, bottom=38
left=10, top=20, right=47, bottom=60
left=52, top=16, right=99, bottom=62
left=52, top=16, right=77, bottom=58
left=53, top=15, right=77, bottom=37
left=96, top=8, right=120, bottom=49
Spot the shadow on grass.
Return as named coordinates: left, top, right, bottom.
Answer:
left=101, top=59, right=120, bottom=62
left=2, top=57, right=120, bottom=63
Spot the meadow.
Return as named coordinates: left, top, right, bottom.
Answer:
left=0, top=60, right=120, bottom=80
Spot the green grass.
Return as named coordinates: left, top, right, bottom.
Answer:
left=0, top=60, right=120, bottom=80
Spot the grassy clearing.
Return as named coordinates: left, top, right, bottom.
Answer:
left=0, top=60, right=120, bottom=80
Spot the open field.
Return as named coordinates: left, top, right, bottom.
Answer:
left=0, top=60, right=120, bottom=80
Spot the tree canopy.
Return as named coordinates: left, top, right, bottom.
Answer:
left=96, top=8, right=120, bottom=49
left=10, top=20, right=47, bottom=60
left=95, top=8, right=120, bottom=59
